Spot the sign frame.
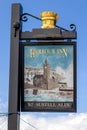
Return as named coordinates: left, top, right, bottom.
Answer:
left=20, top=42, right=76, bottom=112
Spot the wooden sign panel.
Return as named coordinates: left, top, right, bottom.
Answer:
left=20, top=42, right=76, bottom=112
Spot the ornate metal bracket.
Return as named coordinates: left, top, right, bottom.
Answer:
left=20, top=13, right=41, bottom=22
left=70, top=24, right=76, bottom=31
left=20, top=13, right=76, bottom=32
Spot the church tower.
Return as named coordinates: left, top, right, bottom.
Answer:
left=43, top=59, right=50, bottom=89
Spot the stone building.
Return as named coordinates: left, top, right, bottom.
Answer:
left=33, top=59, right=59, bottom=90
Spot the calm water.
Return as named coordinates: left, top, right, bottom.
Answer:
left=25, top=93, right=73, bottom=102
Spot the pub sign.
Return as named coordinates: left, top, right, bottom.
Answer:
left=21, top=42, right=76, bottom=112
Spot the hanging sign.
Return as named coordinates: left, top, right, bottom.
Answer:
left=20, top=42, right=76, bottom=112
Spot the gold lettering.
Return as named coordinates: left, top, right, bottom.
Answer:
left=29, top=48, right=68, bottom=58
left=41, top=49, right=47, bottom=54
left=36, top=49, right=42, bottom=54
left=52, top=49, right=55, bottom=54
left=57, top=48, right=68, bottom=57
left=62, top=49, right=68, bottom=57
left=28, top=102, right=33, bottom=107
left=30, top=49, right=35, bottom=58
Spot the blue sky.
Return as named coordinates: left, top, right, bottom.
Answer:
left=0, top=0, right=87, bottom=129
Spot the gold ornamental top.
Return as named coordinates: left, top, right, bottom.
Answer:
left=40, top=11, right=58, bottom=28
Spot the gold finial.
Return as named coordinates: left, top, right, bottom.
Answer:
left=40, top=11, right=58, bottom=28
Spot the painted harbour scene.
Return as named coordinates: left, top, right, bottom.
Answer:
left=24, top=45, right=74, bottom=102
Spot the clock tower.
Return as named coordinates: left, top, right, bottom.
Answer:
left=43, top=59, right=50, bottom=89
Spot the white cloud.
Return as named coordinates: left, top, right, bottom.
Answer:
left=0, top=116, right=7, bottom=130
left=0, top=98, right=7, bottom=112
left=20, top=113, right=87, bottom=130
left=0, top=113, right=87, bottom=130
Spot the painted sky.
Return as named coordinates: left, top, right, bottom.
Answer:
left=24, top=44, right=74, bottom=69
left=0, top=0, right=87, bottom=129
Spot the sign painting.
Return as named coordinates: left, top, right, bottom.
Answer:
left=21, top=42, right=76, bottom=112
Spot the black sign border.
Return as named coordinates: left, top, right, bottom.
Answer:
left=20, top=42, right=77, bottom=112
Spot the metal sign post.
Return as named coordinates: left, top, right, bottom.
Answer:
left=8, top=4, right=22, bottom=130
